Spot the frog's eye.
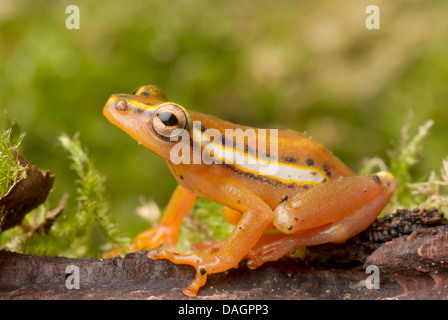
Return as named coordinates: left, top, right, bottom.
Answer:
left=151, top=103, right=188, bottom=139
left=133, top=85, right=168, bottom=101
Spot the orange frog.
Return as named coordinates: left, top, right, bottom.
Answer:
left=103, top=85, right=397, bottom=297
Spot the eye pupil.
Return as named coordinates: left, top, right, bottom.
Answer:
left=158, top=112, right=179, bottom=126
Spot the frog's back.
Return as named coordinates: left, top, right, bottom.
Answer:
left=178, top=110, right=355, bottom=209
left=189, top=110, right=354, bottom=181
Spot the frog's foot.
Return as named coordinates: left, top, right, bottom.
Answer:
left=246, top=236, right=298, bottom=269
left=148, top=249, right=237, bottom=297
left=102, top=225, right=178, bottom=259
left=130, top=225, right=179, bottom=252
left=102, top=247, right=126, bottom=259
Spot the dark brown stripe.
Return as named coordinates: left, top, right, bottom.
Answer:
left=282, top=156, right=298, bottom=164
left=222, top=163, right=296, bottom=188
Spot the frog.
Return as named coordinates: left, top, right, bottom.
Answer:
left=103, top=85, right=397, bottom=297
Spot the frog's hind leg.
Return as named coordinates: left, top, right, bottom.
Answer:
left=246, top=196, right=389, bottom=269
left=246, top=172, right=397, bottom=269
left=192, top=206, right=279, bottom=253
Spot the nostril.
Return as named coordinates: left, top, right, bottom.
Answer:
left=115, top=100, right=130, bottom=114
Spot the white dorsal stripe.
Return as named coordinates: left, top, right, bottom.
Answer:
left=192, top=124, right=327, bottom=185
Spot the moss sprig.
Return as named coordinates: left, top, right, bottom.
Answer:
left=0, top=122, right=27, bottom=196
left=16, top=134, right=129, bottom=256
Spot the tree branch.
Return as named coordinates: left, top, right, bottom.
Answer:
left=0, top=209, right=447, bottom=300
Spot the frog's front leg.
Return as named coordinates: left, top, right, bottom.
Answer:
left=247, top=172, right=397, bottom=269
left=149, top=181, right=274, bottom=297
left=103, top=184, right=196, bottom=258
left=131, top=184, right=197, bottom=252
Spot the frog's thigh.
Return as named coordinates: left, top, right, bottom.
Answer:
left=247, top=172, right=397, bottom=269
left=273, top=172, right=397, bottom=234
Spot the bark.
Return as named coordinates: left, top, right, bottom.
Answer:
left=0, top=209, right=447, bottom=300
left=0, top=153, right=54, bottom=232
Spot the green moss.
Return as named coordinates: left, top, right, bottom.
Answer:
left=407, top=157, right=448, bottom=214
left=1, top=132, right=129, bottom=257
left=361, top=117, right=448, bottom=215
left=388, top=119, right=435, bottom=208
left=23, top=134, right=130, bottom=256
left=0, top=121, right=27, bottom=196
left=178, top=198, right=233, bottom=253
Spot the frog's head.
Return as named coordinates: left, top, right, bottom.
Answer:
left=103, top=85, right=192, bottom=159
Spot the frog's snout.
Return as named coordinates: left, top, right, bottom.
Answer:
left=103, top=98, right=115, bottom=119
left=103, top=95, right=116, bottom=118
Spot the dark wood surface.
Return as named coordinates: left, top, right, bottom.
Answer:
left=1, top=211, right=446, bottom=300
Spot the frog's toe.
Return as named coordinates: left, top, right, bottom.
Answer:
left=148, top=249, right=209, bottom=272
left=245, top=255, right=263, bottom=269
left=148, top=250, right=227, bottom=297
left=102, top=247, right=125, bottom=259
left=130, top=225, right=180, bottom=252
left=147, top=248, right=173, bottom=261
left=148, top=249, right=208, bottom=297
left=246, top=240, right=295, bottom=269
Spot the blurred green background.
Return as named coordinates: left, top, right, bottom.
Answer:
left=1, top=0, right=447, bottom=244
